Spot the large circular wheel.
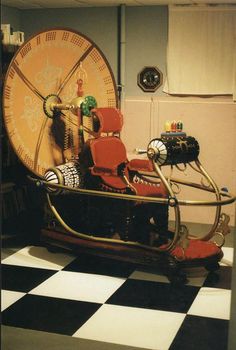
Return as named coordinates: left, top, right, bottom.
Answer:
left=3, top=28, right=118, bottom=177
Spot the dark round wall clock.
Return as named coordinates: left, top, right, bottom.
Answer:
left=137, top=66, right=163, bottom=92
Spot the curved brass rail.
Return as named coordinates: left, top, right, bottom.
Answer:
left=192, top=159, right=221, bottom=241
left=29, top=174, right=235, bottom=252
left=149, top=158, right=231, bottom=241
left=151, top=161, right=181, bottom=251
left=46, top=192, right=172, bottom=253
left=29, top=175, right=236, bottom=207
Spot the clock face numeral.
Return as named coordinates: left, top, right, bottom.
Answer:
left=62, top=32, right=70, bottom=41
left=106, top=88, right=115, bottom=95
left=89, top=49, right=102, bottom=63
left=17, top=145, right=24, bottom=156
left=36, top=36, right=41, bottom=45
left=20, top=42, right=32, bottom=58
left=99, top=64, right=107, bottom=72
left=46, top=31, right=57, bottom=41
left=3, top=28, right=118, bottom=177
left=8, top=68, right=15, bottom=79
left=107, top=98, right=117, bottom=107
left=24, top=154, right=34, bottom=169
left=70, top=34, right=85, bottom=47
left=4, top=85, right=12, bottom=100
left=104, top=76, right=113, bottom=85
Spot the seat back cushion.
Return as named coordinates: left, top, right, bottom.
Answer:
left=90, top=137, right=127, bottom=172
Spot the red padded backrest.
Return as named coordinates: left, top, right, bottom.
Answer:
left=90, top=137, right=127, bottom=170
left=92, top=108, right=123, bottom=135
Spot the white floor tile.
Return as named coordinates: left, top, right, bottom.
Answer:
left=1, top=246, right=75, bottom=270
left=73, top=304, right=186, bottom=350
left=130, top=267, right=208, bottom=287
left=1, top=290, right=26, bottom=311
left=188, top=287, right=231, bottom=320
left=29, top=271, right=126, bottom=303
left=183, top=267, right=208, bottom=287
left=129, top=269, right=170, bottom=283
left=220, top=247, right=234, bottom=267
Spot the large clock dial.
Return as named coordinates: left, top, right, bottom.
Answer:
left=3, top=28, right=118, bottom=177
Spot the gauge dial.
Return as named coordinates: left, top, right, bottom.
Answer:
left=3, top=28, right=118, bottom=177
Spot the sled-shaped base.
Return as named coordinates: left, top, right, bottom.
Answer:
left=41, top=228, right=223, bottom=284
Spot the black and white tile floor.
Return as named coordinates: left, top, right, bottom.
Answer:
left=1, top=242, right=234, bottom=350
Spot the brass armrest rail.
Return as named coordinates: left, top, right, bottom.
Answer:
left=28, top=175, right=235, bottom=207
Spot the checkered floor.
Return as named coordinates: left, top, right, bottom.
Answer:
left=1, top=243, right=234, bottom=350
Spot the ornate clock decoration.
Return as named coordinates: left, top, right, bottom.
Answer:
left=137, top=66, right=163, bottom=92
left=3, top=28, right=118, bottom=177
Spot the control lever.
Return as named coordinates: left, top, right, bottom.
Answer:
left=134, top=148, right=147, bottom=155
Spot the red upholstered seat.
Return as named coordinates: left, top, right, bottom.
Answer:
left=92, top=107, right=123, bottom=134
left=82, top=107, right=223, bottom=264
left=84, top=108, right=168, bottom=197
left=132, top=182, right=166, bottom=197
left=90, top=137, right=127, bottom=176
left=87, top=127, right=167, bottom=197
left=163, top=239, right=222, bottom=260
left=88, top=136, right=128, bottom=190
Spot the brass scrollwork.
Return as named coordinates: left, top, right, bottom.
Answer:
left=175, top=163, right=187, bottom=172
left=213, top=232, right=225, bottom=248
left=200, top=176, right=212, bottom=189
left=170, top=181, right=181, bottom=195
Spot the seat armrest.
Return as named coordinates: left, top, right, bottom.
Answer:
left=128, top=159, right=154, bottom=172
left=91, top=166, right=117, bottom=176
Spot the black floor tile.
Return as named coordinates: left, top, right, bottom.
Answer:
left=169, top=314, right=229, bottom=350
left=1, top=264, right=57, bottom=292
left=106, top=279, right=200, bottom=313
left=2, top=294, right=102, bottom=336
left=63, top=253, right=137, bottom=278
left=203, top=266, right=232, bottom=290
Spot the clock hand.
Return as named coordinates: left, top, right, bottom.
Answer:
left=34, top=116, right=49, bottom=172
left=56, top=44, right=94, bottom=96
left=60, top=113, right=97, bottom=138
left=34, top=110, right=80, bottom=171
left=12, top=62, right=45, bottom=101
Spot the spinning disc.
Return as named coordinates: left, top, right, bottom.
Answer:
left=3, top=28, right=118, bottom=177
left=148, top=139, right=167, bottom=165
